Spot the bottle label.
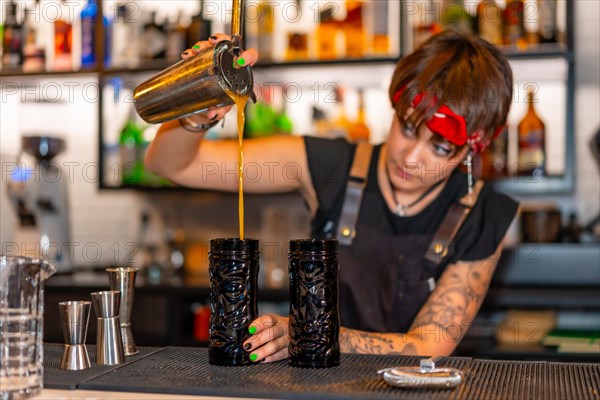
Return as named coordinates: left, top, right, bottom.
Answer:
left=518, top=147, right=544, bottom=163
left=519, top=129, right=544, bottom=149
left=518, top=129, right=545, bottom=171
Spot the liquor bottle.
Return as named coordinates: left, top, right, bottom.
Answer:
left=2, top=0, right=24, bottom=68
left=0, top=23, right=4, bottom=70
left=538, top=0, right=558, bottom=43
left=348, top=89, right=370, bottom=142
left=256, top=1, right=274, bottom=62
left=53, top=0, right=73, bottom=71
left=329, top=86, right=350, bottom=139
left=22, top=0, right=46, bottom=72
left=441, top=0, right=472, bottom=33
left=503, top=0, right=526, bottom=48
left=275, top=88, right=293, bottom=135
left=245, top=86, right=277, bottom=138
left=476, top=0, right=503, bottom=46
left=187, top=2, right=212, bottom=53
left=317, top=5, right=341, bottom=60
left=413, top=0, right=442, bottom=50
left=481, top=126, right=508, bottom=180
left=312, top=106, right=329, bottom=137
left=343, top=1, right=365, bottom=59
left=370, top=0, right=390, bottom=56
left=141, top=11, right=167, bottom=61
left=517, top=89, right=546, bottom=177
left=119, top=107, right=146, bottom=185
left=285, top=0, right=311, bottom=61
left=81, top=0, right=110, bottom=68
left=166, top=11, right=187, bottom=62
left=111, top=3, right=141, bottom=68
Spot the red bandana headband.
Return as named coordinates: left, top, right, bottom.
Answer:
left=392, top=87, right=505, bottom=152
left=393, top=87, right=468, bottom=146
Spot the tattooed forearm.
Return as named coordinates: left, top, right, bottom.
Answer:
left=340, top=328, right=417, bottom=355
left=411, top=259, right=497, bottom=331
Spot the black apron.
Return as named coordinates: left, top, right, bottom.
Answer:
left=338, top=225, right=438, bottom=332
left=331, top=143, right=482, bottom=333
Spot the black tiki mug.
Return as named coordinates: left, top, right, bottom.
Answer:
left=288, top=239, right=340, bottom=368
left=208, top=238, right=259, bottom=366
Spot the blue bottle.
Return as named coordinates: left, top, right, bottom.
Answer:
left=81, top=0, right=111, bottom=68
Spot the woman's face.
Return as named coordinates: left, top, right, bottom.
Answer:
left=386, top=113, right=468, bottom=193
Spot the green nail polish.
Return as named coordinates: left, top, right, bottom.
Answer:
left=249, top=353, right=258, bottom=362
left=237, top=58, right=245, bottom=66
left=193, top=45, right=200, bottom=50
left=248, top=326, right=257, bottom=335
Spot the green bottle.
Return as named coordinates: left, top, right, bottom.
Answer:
left=275, top=96, right=293, bottom=135
left=441, top=0, right=472, bottom=33
left=119, top=107, right=145, bottom=185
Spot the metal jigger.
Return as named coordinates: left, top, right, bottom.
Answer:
left=59, top=301, right=91, bottom=370
left=90, top=291, right=125, bottom=365
left=107, top=267, right=139, bottom=356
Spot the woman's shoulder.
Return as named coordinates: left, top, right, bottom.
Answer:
left=477, top=181, right=520, bottom=221
left=449, top=177, right=520, bottom=262
left=303, top=136, right=355, bottom=186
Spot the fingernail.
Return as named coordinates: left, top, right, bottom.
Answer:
left=210, top=35, right=217, bottom=40
left=193, top=45, right=200, bottom=50
left=248, top=326, right=257, bottom=335
left=243, top=343, right=251, bottom=351
left=249, top=353, right=258, bottom=362
left=237, top=58, right=246, bottom=66
left=210, top=114, right=218, bottom=121
left=181, top=51, right=190, bottom=57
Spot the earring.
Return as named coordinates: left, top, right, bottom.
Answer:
left=464, top=150, right=473, bottom=195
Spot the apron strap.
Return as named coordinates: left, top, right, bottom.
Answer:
left=424, top=180, right=485, bottom=267
left=336, top=142, right=373, bottom=246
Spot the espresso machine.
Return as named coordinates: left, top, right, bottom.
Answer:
left=6, top=136, right=72, bottom=272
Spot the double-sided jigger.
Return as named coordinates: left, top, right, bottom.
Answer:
left=59, top=301, right=91, bottom=370
left=107, top=267, right=139, bottom=356
left=90, top=290, right=125, bottom=365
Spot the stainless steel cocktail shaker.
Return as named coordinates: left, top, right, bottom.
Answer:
left=133, top=0, right=253, bottom=124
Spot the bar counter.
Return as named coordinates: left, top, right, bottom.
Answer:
left=39, top=344, right=599, bottom=400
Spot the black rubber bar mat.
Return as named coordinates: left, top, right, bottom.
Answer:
left=452, top=359, right=600, bottom=400
left=78, top=346, right=472, bottom=400
left=43, top=343, right=165, bottom=390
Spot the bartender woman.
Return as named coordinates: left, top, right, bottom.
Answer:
left=145, top=30, right=519, bottom=361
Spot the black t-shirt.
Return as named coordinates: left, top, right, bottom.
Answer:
left=305, top=137, right=518, bottom=332
left=304, top=136, right=519, bottom=332
left=304, top=136, right=519, bottom=271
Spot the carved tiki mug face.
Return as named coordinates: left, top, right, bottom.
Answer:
left=288, top=239, right=340, bottom=368
left=208, top=238, right=259, bottom=366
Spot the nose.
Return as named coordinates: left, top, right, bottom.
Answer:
left=402, top=141, right=426, bottom=166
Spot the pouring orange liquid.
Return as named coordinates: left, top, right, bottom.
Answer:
left=229, top=93, right=249, bottom=240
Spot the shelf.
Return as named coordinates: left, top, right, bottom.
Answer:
left=252, top=57, right=400, bottom=69
left=0, top=67, right=100, bottom=78
left=501, top=43, right=571, bottom=60
left=1, top=44, right=571, bottom=79
left=493, top=175, right=574, bottom=195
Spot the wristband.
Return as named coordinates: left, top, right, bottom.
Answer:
left=178, top=116, right=220, bottom=132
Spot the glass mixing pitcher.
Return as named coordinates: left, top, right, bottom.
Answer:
left=1, top=256, right=56, bottom=400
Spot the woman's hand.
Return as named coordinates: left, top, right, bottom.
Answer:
left=243, top=314, right=290, bottom=363
left=180, top=33, right=259, bottom=124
